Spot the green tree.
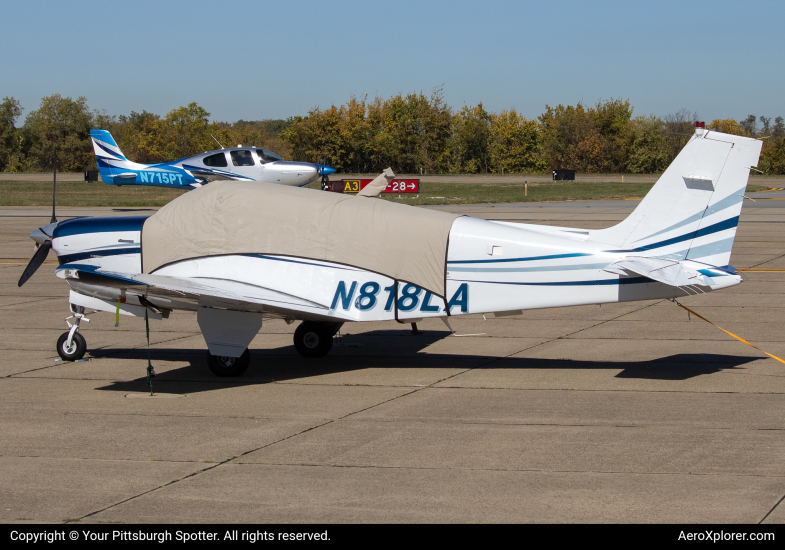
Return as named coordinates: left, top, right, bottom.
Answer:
left=538, top=98, right=633, bottom=173
left=771, top=117, right=785, bottom=139
left=22, top=94, right=94, bottom=171
left=662, top=109, right=697, bottom=166
left=625, top=115, right=669, bottom=173
left=739, top=115, right=757, bottom=137
left=450, top=103, right=491, bottom=173
left=0, top=97, right=23, bottom=171
left=707, top=119, right=747, bottom=136
left=488, top=110, right=545, bottom=173
left=165, top=102, right=215, bottom=159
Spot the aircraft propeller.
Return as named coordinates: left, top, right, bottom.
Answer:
left=18, top=239, right=52, bottom=287
left=19, top=147, right=58, bottom=287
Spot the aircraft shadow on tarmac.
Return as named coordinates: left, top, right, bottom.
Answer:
left=91, top=329, right=761, bottom=395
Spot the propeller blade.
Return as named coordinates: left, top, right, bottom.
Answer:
left=18, top=240, right=52, bottom=287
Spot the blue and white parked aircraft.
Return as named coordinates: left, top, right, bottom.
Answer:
left=20, top=124, right=760, bottom=377
left=90, top=129, right=335, bottom=189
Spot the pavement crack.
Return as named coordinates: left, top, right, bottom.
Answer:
left=758, top=491, right=785, bottom=524
left=72, top=418, right=336, bottom=523
left=746, top=250, right=785, bottom=270
left=229, top=461, right=785, bottom=480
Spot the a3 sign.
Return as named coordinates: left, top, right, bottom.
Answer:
left=330, top=179, right=420, bottom=194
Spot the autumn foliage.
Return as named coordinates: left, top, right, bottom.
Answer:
left=2, top=92, right=784, bottom=175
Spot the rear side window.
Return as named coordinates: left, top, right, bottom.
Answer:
left=203, top=153, right=227, bottom=167
left=231, top=150, right=255, bottom=167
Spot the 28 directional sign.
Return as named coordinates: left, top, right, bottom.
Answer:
left=330, top=179, right=419, bottom=194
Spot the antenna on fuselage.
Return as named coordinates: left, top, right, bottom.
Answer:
left=50, top=147, right=57, bottom=224
left=210, top=135, right=225, bottom=149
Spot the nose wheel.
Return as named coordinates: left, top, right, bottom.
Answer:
left=57, top=331, right=86, bottom=361
left=56, top=305, right=91, bottom=361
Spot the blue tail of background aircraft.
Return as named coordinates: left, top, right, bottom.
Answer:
left=90, top=129, right=198, bottom=189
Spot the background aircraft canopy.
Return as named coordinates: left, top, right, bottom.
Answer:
left=141, top=182, right=460, bottom=297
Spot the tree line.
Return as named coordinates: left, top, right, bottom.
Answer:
left=2, top=91, right=784, bottom=175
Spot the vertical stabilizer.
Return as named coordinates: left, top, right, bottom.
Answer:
left=590, top=123, right=762, bottom=267
left=90, top=129, right=131, bottom=183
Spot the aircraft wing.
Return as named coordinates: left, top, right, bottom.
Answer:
left=603, top=256, right=715, bottom=287
left=181, top=164, right=248, bottom=182
left=57, top=263, right=331, bottom=318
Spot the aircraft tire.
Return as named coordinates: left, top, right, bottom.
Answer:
left=294, top=322, right=333, bottom=358
left=206, top=348, right=251, bottom=377
left=57, top=332, right=86, bottom=361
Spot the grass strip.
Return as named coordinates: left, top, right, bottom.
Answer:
left=0, top=179, right=772, bottom=207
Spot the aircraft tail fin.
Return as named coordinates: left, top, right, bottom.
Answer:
left=590, top=124, right=763, bottom=268
left=90, top=129, right=133, bottom=183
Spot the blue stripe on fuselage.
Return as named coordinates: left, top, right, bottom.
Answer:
left=53, top=216, right=149, bottom=238
left=453, top=277, right=651, bottom=286
left=57, top=247, right=141, bottom=265
left=448, top=252, right=593, bottom=265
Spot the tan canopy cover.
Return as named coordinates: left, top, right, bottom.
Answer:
left=142, top=182, right=461, bottom=297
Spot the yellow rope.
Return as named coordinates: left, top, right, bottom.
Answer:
left=675, top=301, right=785, bottom=365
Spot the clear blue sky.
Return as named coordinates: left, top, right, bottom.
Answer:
left=2, top=0, right=782, bottom=123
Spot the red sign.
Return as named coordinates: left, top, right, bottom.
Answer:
left=331, top=179, right=419, bottom=193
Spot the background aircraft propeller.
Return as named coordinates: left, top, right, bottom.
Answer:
left=321, top=153, right=330, bottom=191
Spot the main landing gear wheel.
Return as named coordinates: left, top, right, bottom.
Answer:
left=206, top=348, right=251, bottom=377
left=293, top=322, right=334, bottom=358
left=57, top=332, right=86, bottom=361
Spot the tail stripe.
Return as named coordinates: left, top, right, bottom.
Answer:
left=93, top=139, right=126, bottom=161
left=605, top=216, right=739, bottom=254
left=634, top=192, right=742, bottom=243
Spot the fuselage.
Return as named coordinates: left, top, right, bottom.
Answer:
left=99, top=146, right=333, bottom=189
left=91, top=129, right=335, bottom=189
left=46, top=214, right=742, bottom=323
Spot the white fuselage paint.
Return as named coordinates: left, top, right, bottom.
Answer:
left=54, top=215, right=741, bottom=325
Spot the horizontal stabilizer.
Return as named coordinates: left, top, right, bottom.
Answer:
left=604, top=256, right=715, bottom=287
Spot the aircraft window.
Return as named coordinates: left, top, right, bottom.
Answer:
left=256, top=149, right=283, bottom=163
left=203, top=153, right=227, bottom=167
left=231, top=150, right=255, bottom=167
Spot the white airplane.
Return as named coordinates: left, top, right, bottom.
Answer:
left=19, top=123, right=760, bottom=377
left=90, top=129, right=335, bottom=189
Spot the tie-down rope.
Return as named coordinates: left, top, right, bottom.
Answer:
left=674, top=300, right=785, bottom=365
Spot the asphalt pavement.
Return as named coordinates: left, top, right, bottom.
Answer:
left=1, top=197, right=784, bottom=523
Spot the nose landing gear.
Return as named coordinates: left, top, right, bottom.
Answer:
left=57, top=305, right=91, bottom=361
